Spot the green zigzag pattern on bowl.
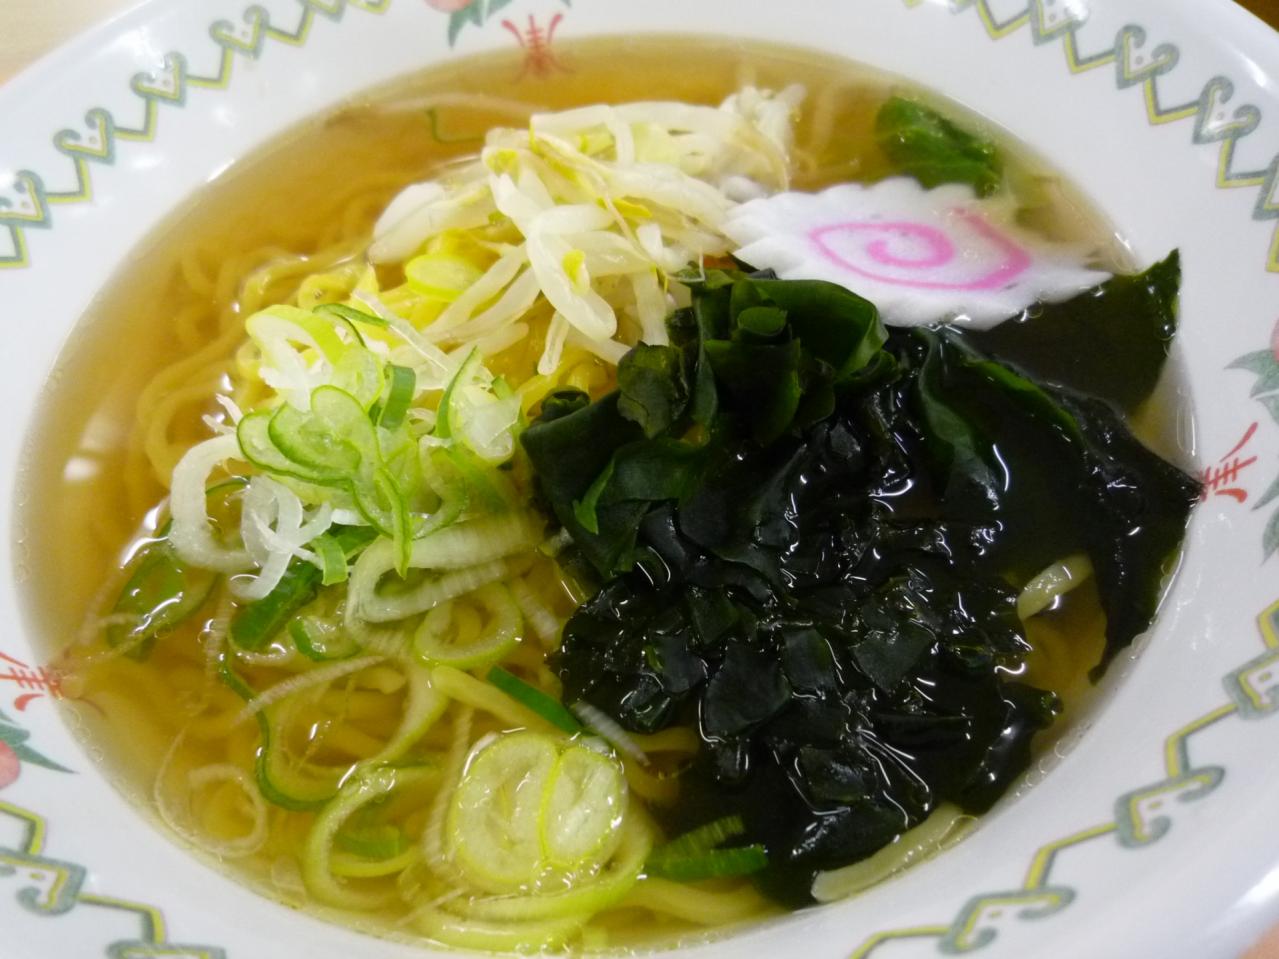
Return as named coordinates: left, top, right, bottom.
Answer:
left=0, top=0, right=392, bottom=272
left=903, top=0, right=1279, bottom=273
left=846, top=598, right=1279, bottom=958
left=0, top=799, right=225, bottom=958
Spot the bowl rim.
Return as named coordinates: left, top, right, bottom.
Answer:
left=4, top=2, right=1279, bottom=958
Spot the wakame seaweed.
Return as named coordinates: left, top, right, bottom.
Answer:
left=521, top=265, right=1199, bottom=902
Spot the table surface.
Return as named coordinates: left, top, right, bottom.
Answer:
left=2, top=0, right=1279, bottom=956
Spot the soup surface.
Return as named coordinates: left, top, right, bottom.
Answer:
left=17, top=35, right=1193, bottom=953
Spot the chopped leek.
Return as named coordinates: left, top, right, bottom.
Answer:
left=434, top=347, right=480, bottom=441
left=645, top=814, right=767, bottom=882
left=221, top=656, right=444, bottom=810
left=645, top=845, right=767, bottom=882
left=230, top=561, right=321, bottom=651
left=445, top=731, right=626, bottom=894
left=232, top=526, right=375, bottom=650
left=446, top=730, right=558, bottom=893
left=335, top=822, right=409, bottom=860
left=376, top=364, right=416, bottom=431
left=310, top=532, right=349, bottom=586
left=287, top=617, right=360, bottom=661
left=303, top=764, right=437, bottom=909
left=107, top=535, right=215, bottom=660
left=486, top=666, right=582, bottom=735
left=653, top=815, right=746, bottom=859
left=413, top=584, right=521, bottom=670
left=315, top=302, right=389, bottom=328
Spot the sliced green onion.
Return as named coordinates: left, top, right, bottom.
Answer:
left=331, top=347, right=385, bottom=410
left=435, top=347, right=480, bottom=441
left=461, top=816, right=650, bottom=923
left=335, top=822, right=408, bottom=860
left=655, top=815, right=746, bottom=859
left=485, top=666, right=582, bottom=735
left=331, top=524, right=380, bottom=556
left=287, top=617, right=360, bottom=662
left=231, top=562, right=321, bottom=651
left=107, top=537, right=216, bottom=660
left=218, top=661, right=344, bottom=810
left=540, top=745, right=626, bottom=870
left=645, top=844, right=768, bottom=882
left=645, top=814, right=766, bottom=882
left=310, top=532, right=349, bottom=586
left=235, top=526, right=375, bottom=650
left=269, top=386, right=375, bottom=477
left=303, top=764, right=436, bottom=909
left=329, top=845, right=419, bottom=879
left=446, top=730, right=559, bottom=893
left=378, top=364, right=416, bottom=430
left=221, top=657, right=444, bottom=811
left=437, top=445, right=510, bottom=515
left=237, top=412, right=329, bottom=486
left=379, top=467, right=413, bottom=577
left=316, top=302, right=389, bottom=328
left=413, top=584, right=521, bottom=670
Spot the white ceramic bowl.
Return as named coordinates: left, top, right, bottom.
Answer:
left=4, top=1, right=1279, bottom=956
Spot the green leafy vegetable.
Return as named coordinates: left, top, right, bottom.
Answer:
left=875, top=96, right=1002, bottom=197
left=434, top=347, right=480, bottom=442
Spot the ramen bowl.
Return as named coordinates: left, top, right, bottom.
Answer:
left=3, top=1, right=1279, bottom=957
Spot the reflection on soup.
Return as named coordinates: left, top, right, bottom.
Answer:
left=19, top=36, right=1197, bottom=953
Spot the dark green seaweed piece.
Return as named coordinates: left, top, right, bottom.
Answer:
left=963, top=251, right=1180, bottom=412
left=534, top=264, right=1197, bottom=902
left=616, top=344, right=688, bottom=438
left=875, top=96, right=1003, bottom=196
left=521, top=272, right=884, bottom=577
left=909, top=329, right=1200, bottom=673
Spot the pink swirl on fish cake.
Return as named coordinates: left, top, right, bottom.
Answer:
left=809, top=209, right=1032, bottom=292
